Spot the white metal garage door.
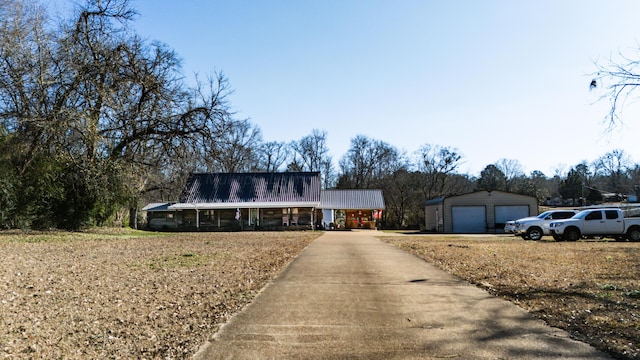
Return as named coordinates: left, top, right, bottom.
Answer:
left=452, top=206, right=486, bottom=233
left=495, top=205, right=530, bottom=224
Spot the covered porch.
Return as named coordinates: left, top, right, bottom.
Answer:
left=165, top=202, right=317, bottom=231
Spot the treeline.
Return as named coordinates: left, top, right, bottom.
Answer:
left=333, top=141, right=640, bottom=229
left=1, top=0, right=639, bottom=230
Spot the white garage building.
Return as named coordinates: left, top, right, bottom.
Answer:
left=425, top=190, right=538, bottom=233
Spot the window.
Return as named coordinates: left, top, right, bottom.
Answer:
left=605, top=210, right=619, bottom=220
left=553, top=211, right=575, bottom=219
left=585, top=211, right=602, bottom=221
left=201, top=210, right=214, bottom=222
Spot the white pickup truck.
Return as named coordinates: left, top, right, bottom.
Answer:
left=514, top=209, right=579, bottom=240
left=548, top=208, right=640, bottom=242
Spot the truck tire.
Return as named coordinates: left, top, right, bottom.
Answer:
left=627, top=227, right=640, bottom=242
left=552, top=234, right=564, bottom=242
left=564, top=228, right=580, bottom=241
left=526, top=227, right=543, bottom=241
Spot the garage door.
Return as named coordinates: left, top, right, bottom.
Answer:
left=495, top=205, right=530, bottom=224
left=452, top=206, right=486, bottom=233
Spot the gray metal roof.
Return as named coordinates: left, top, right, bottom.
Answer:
left=425, top=197, right=445, bottom=206
left=178, top=172, right=321, bottom=206
left=318, top=189, right=385, bottom=210
left=169, top=201, right=320, bottom=210
left=141, top=202, right=172, bottom=211
left=144, top=174, right=386, bottom=211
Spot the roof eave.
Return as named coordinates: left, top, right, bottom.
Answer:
left=168, top=201, right=319, bottom=210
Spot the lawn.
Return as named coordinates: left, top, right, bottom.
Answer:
left=0, top=230, right=320, bottom=359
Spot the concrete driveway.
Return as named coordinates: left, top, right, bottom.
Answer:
left=193, top=230, right=610, bottom=359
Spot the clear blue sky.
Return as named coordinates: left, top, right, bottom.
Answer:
left=59, top=1, right=640, bottom=176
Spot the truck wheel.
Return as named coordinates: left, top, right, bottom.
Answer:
left=564, top=228, right=580, bottom=241
left=627, top=227, right=640, bottom=242
left=552, top=234, right=564, bottom=242
left=526, top=227, right=543, bottom=241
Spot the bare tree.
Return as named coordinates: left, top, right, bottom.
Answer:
left=256, top=141, right=289, bottom=172
left=379, top=169, right=415, bottom=229
left=290, top=129, right=333, bottom=187
left=415, top=144, right=463, bottom=199
left=291, top=129, right=329, bottom=171
left=205, top=117, right=262, bottom=172
left=494, top=158, right=525, bottom=193
left=591, top=50, right=640, bottom=129
left=592, top=149, right=632, bottom=194
left=337, top=135, right=403, bottom=189
left=0, top=0, right=236, bottom=228
left=0, top=0, right=53, bottom=170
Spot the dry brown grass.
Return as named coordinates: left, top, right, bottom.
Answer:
left=382, top=234, right=640, bottom=360
left=0, top=230, right=320, bottom=359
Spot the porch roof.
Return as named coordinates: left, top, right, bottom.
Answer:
left=168, top=201, right=319, bottom=210
left=318, top=189, right=385, bottom=210
left=141, top=202, right=172, bottom=212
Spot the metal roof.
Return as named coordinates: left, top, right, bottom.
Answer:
left=141, top=202, right=172, bottom=211
left=144, top=174, right=387, bottom=211
left=318, top=189, right=385, bottom=210
left=177, top=172, right=321, bottom=205
left=425, top=197, right=445, bottom=206
left=169, top=201, right=320, bottom=210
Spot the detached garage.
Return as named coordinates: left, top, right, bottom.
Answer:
left=425, top=191, right=538, bottom=233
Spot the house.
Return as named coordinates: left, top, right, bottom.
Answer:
left=425, top=190, right=538, bottom=233
left=142, top=202, right=178, bottom=230
left=142, top=172, right=385, bottom=231
left=318, top=189, right=385, bottom=229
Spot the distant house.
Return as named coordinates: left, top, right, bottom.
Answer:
left=142, top=202, right=178, bottom=230
left=425, top=190, right=538, bottom=233
left=142, top=172, right=385, bottom=231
